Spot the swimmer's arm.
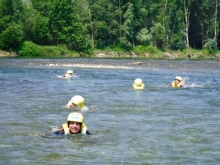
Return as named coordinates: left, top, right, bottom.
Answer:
left=53, top=128, right=65, bottom=135
left=86, top=131, right=92, bottom=135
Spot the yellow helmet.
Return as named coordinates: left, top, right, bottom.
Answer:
left=134, top=78, right=143, bottom=86
left=175, top=76, right=182, bottom=82
left=71, top=95, right=85, bottom=108
left=64, top=113, right=88, bottom=134
left=66, top=70, right=73, bottom=74
left=67, top=112, right=84, bottom=124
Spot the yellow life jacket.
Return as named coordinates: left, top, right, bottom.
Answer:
left=171, top=81, right=183, bottom=88
left=62, top=123, right=88, bottom=135
left=133, top=83, right=145, bottom=90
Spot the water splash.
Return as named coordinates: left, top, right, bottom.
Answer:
left=183, top=77, right=211, bottom=88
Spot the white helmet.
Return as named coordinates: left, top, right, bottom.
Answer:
left=134, top=78, right=143, bottom=86
left=67, top=112, right=84, bottom=124
left=66, top=70, right=73, bottom=74
left=71, top=95, right=85, bottom=108
left=175, top=76, right=182, bottom=82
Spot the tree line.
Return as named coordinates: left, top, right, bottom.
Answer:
left=0, top=0, right=219, bottom=56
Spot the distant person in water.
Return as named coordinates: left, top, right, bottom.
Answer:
left=53, top=112, right=91, bottom=135
left=62, top=70, right=73, bottom=78
left=133, top=78, right=145, bottom=90
left=65, top=95, right=89, bottom=111
left=170, top=76, right=183, bottom=88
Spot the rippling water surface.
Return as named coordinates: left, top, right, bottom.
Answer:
left=0, top=58, right=220, bottom=164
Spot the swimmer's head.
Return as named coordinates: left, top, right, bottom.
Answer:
left=66, top=70, right=73, bottom=74
left=134, top=78, right=143, bottom=86
left=67, top=112, right=84, bottom=134
left=175, top=76, right=182, bottom=82
left=70, top=95, right=85, bottom=109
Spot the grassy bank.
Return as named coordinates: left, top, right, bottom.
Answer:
left=1, top=41, right=220, bottom=59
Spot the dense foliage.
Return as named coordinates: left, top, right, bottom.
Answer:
left=0, top=0, right=219, bottom=56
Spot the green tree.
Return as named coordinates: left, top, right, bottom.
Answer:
left=0, top=0, right=219, bottom=54
left=31, top=13, right=51, bottom=45
left=0, top=23, right=23, bottom=50
left=0, top=0, right=24, bottom=51
left=121, top=2, right=135, bottom=49
left=150, top=23, right=166, bottom=49
left=199, top=0, right=219, bottom=49
left=136, top=28, right=152, bottom=46
left=47, top=0, right=92, bottom=52
left=166, top=0, right=186, bottom=50
left=87, top=0, right=120, bottom=49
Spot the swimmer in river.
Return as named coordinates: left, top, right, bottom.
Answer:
left=62, top=70, right=73, bottom=78
left=65, top=95, right=89, bottom=111
left=132, top=78, right=145, bottom=90
left=170, top=76, right=183, bottom=88
left=53, top=112, right=91, bottom=135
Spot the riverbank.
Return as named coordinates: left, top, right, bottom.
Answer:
left=1, top=49, right=220, bottom=59
left=94, top=50, right=220, bottom=59
left=0, top=50, right=17, bottom=57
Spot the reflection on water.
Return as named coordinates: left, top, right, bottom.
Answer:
left=0, top=58, right=220, bottom=164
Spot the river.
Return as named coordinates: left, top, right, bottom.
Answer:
left=0, top=58, right=220, bottom=164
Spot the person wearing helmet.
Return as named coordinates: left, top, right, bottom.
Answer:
left=65, top=95, right=89, bottom=111
left=170, top=76, right=183, bottom=88
left=62, top=70, right=73, bottom=78
left=133, top=78, right=145, bottom=90
left=53, top=112, right=91, bottom=135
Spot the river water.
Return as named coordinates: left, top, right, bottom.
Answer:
left=0, top=58, right=220, bottom=164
